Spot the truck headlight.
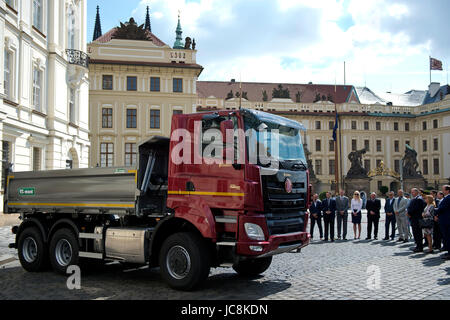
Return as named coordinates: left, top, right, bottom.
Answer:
left=244, top=223, right=265, bottom=241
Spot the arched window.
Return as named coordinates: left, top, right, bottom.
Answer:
left=67, top=5, right=76, bottom=49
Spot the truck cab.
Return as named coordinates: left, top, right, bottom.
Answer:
left=5, top=109, right=310, bottom=290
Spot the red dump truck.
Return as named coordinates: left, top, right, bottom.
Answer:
left=5, top=108, right=310, bottom=290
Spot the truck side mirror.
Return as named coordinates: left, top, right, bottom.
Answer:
left=220, top=120, right=234, bottom=143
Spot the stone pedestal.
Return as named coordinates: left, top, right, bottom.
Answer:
left=344, top=177, right=371, bottom=197
left=402, top=177, right=426, bottom=193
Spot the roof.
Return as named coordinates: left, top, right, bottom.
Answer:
left=423, top=84, right=450, bottom=105
left=92, top=27, right=167, bottom=47
left=377, top=90, right=427, bottom=107
left=89, top=59, right=203, bottom=73
left=355, top=87, right=388, bottom=105
left=197, top=81, right=359, bottom=104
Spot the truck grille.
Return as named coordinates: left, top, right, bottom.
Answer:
left=264, top=179, right=306, bottom=235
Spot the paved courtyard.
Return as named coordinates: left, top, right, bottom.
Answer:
left=0, top=211, right=449, bottom=300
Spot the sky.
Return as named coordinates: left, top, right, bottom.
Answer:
left=87, top=0, right=450, bottom=94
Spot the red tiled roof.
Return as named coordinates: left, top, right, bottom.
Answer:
left=197, top=81, right=359, bottom=104
left=93, top=28, right=167, bottom=47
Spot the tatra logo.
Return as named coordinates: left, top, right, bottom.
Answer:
left=230, top=184, right=240, bottom=190
left=285, top=178, right=293, bottom=193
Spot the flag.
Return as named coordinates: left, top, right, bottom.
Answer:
left=332, top=111, right=339, bottom=142
left=430, top=57, right=443, bottom=71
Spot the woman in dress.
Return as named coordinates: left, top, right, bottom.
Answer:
left=422, top=195, right=435, bottom=254
left=351, top=191, right=363, bottom=240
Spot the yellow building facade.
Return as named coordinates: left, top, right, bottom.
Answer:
left=88, top=14, right=202, bottom=167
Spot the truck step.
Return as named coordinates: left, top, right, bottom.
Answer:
left=216, top=241, right=236, bottom=246
left=79, top=232, right=103, bottom=240
left=79, top=252, right=103, bottom=259
left=215, top=216, right=237, bottom=224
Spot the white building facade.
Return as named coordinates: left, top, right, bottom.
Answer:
left=0, top=0, right=90, bottom=205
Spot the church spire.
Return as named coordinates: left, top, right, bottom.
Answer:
left=144, top=6, right=151, bottom=32
left=93, top=5, right=102, bottom=41
left=173, top=11, right=184, bottom=49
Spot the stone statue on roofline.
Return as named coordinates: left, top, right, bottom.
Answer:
left=184, top=37, right=192, bottom=49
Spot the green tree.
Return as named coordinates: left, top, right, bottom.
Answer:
left=319, top=191, right=327, bottom=201
left=379, top=186, right=389, bottom=196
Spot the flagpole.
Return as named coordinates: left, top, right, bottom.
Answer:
left=334, top=83, right=339, bottom=195
left=429, top=56, right=432, bottom=85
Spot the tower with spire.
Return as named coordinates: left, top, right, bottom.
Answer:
left=144, top=6, right=151, bottom=32
left=92, top=5, right=102, bottom=41
left=173, top=11, right=184, bottom=49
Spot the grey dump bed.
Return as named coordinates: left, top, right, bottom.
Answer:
left=5, top=167, right=137, bottom=215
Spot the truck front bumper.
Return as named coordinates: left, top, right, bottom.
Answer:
left=236, top=231, right=310, bottom=258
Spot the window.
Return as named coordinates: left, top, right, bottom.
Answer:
left=422, top=140, right=427, bottom=152
left=4, top=49, right=11, bottom=98
left=69, top=88, right=76, bottom=123
left=33, top=147, right=41, bottom=171
left=433, top=119, right=438, bottom=129
left=126, top=109, right=137, bottom=128
left=102, top=75, right=113, bottom=90
left=351, top=121, right=356, bottom=130
left=173, top=110, right=183, bottom=115
left=422, top=121, right=427, bottom=131
left=376, top=122, right=381, bottom=131
left=364, top=121, right=369, bottom=130
left=33, top=0, right=43, bottom=31
left=329, top=121, right=334, bottom=130
left=150, top=109, right=160, bottom=129
left=67, top=5, right=75, bottom=49
left=406, top=140, right=410, bottom=147
left=329, top=159, right=335, bottom=175
left=405, top=123, right=410, bottom=131
left=173, top=78, right=183, bottom=92
left=394, top=160, right=400, bottom=173
left=100, top=143, right=114, bottom=167
left=32, top=67, right=42, bottom=112
left=315, top=121, right=321, bottom=130
left=394, top=140, right=399, bottom=153
left=125, top=143, right=137, bottom=167
left=127, top=76, right=137, bottom=91
left=433, top=159, right=439, bottom=175
left=433, top=138, right=438, bottom=151
left=315, top=160, right=322, bottom=175
left=377, top=181, right=382, bottom=190
left=364, top=159, right=371, bottom=172
left=315, top=140, right=321, bottom=152
left=352, top=139, right=357, bottom=151
left=150, top=77, right=160, bottom=92
left=364, top=140, right=370, bottom=151
left=376, top=140, right=381, bottom=152
left=102, top=108, right=112, bottom=128
left=423, top=159, right=429, bottom=175
left=394, top=122, right=398, bottom=131
left=329, top=140, right=335, bottom=152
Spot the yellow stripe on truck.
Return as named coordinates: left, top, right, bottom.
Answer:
left=8, top=202, right=135, bottom=208
left=168, top=191, right=244, bottom=197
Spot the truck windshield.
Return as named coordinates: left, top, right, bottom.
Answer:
left=244, top=114, right=307, bottom=167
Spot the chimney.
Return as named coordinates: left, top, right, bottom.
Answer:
left=429, top=82, right=440, bottom=97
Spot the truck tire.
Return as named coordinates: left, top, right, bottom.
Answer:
left=233, top=256, right=272, bottom=277
left=17, top=226, right=48, bottom=272
left=49, top=228, right=79, bottom=275
left=159, top=232, right=210, bottom=291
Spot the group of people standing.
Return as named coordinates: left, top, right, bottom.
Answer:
left=308, top=185, right=450, bottom=259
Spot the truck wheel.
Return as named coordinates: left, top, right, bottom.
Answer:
left=49, top=228, right=79, bottom=275
left=159, top=232, right=210, bottom=291
left=17, top=226, right=48, bottom=272
left=233, top=256, right=272, bottom=277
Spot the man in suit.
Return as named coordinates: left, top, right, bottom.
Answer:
left=384, top=191, right=396, bottom=240
left=433, top=191, right=444, bottom=250
left=407, top=188, right=427, bottom=253
left=335, top=189, right=349, bottom=240
left=394, top=189, right=409, bottom=243
left=322, top=192, right=336, bottom=242
left=366, top=192, right=381, bottom=240
left=309, top=194, right=323, bottom=240
left=435, top=185, right=450, bottom=260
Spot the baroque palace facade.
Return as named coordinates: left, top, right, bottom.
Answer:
left=197, top=81, right=450, bottom=194
left=88, top=8, right=202, bottom=167
left=0, top=0, right=90, bottom=204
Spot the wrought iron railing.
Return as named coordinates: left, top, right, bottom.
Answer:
left=65, top=49, right=89, bottom=68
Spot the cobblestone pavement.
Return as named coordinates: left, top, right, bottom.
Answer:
left=0, top=213, right=449, bottom=300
